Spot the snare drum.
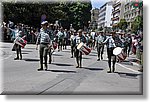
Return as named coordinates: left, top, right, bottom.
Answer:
left=113, top=47, right=127, bottom=61
left=77, top=42, right=91, bottom=55
left=14, top=37, right=27, bottom=48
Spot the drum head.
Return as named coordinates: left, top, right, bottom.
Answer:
left=77, top=42, right=84, bottom=50
left=113, top=47, right=122, bottom=55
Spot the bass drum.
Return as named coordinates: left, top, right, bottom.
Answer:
left=113, top=47, right=127, bottom=61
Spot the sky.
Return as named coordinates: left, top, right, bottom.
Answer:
left=91, top=0, right=110, bottom=9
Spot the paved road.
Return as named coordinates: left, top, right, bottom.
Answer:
left=0, top=42, right=142, bottom=95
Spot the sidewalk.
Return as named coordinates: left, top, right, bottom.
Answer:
left=126, top=54, right=142, bottom=68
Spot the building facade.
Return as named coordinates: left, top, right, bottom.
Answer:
left=111, top=0, right=125, bottom=27
left=98, top=1, right=113, bottom=28
left=124, top=0, right=143, bottom=29
left=90, top=8, right=99, bottom=29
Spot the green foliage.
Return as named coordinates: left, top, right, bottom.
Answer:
left=98, top=26, right=103, bottom=31
left=117, top=19, right=127, bottom=31
left=131, top=16, right=143, bottom=34
left=67, top=1, right=92, bottom=30
left=3, top=1, right=92, bottom=30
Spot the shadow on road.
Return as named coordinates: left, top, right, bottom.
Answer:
left=52, top=63, right=74, bottom=66
left=23, top=58, right=40, bottom=62
left=83, top=67, right=104, bottom=71
left=46, top=69, right=76, bottom=73
left=22, top=53, right=29, bottom=54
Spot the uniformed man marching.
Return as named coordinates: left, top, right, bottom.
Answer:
left=74, top=29, right=86, bottom=68
left=103, top=32, right=116, bottom=73
left=95, top=31, right=105, bottom=61
left=57, top=27, right=64, bottom=51
left=36, top=21, right=51, bottom=71
left=14, top=30, right=23, bottom=60
left=70, top=30, right=77, bottom=58
left=47, top=23, right=54, bottom=64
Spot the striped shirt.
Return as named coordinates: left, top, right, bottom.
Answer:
left=103, top=36, right=116, bottom=48
left=36, top=28, right=51, bottom=45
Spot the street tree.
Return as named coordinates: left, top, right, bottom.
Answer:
left=117, top=19, right=127, bottom=32
left=131, top=15, right=143, bottom=34
left=3, top=1, right=92, bottom=30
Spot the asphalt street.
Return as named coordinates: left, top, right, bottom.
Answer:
left=0, top=42, right=143, bottom=95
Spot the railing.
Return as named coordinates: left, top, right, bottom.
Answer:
left=113, top=2, right=121, bottom=8
left=112, top=8, right=120, bottom=14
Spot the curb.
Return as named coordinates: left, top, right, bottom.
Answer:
left=130, top=61, right=142, bottom=68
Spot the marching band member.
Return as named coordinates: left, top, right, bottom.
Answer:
left=103, top=32, right=116, bottom=73
left=14, top=30, right=23, bottom=60
left=95, top=31, right=105, bottom=61
left=47, top=23, right=54, bottom=64
left=70, top=30, right=77, bottom=58
left=113, top=32, right=123, bottom=62
left=57, top=27, right=64, bottom=51
left=36, top=21, right=51, bottom=71
left=13, top=24, right=25, bottom=60
left=90, top=30, right=96, bottom=49
left=127, top=33, right=132, bottom=57
left=83, top=31, right=90, bottom=47
left=74, top=29, right=86, bottom=68
left=63, top=29, right=68, bottom=49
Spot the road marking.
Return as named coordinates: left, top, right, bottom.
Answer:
left=117, top=63, right=141, bottom=74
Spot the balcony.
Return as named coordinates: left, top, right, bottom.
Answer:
left=112, top=8, right=120, bottom=14
left=99, top=12, right=106, bottom=18
left=99, top=7, right=106, bottom=13
left=113, top=2, right=121, bottom=8
left=99, top=17, right=105, bottom=22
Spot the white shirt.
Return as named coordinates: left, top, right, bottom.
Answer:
left=103, top=36, right=116, bottom=48
left=96, top=35, right=104, bottom=44
left=91, top=32, right=95, bottom=39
